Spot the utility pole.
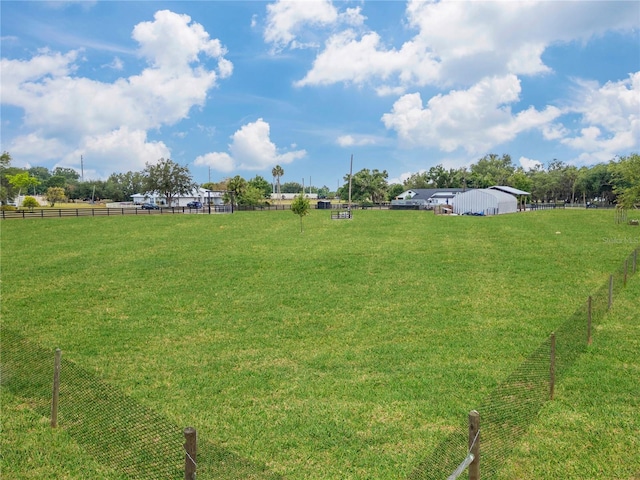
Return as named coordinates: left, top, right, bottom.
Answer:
left=348, top=154, right=353, bottom=210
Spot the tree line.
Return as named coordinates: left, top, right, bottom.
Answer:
left=339, top=153, right=639, bottom=209
left=1, top=152, right=638, bottom=209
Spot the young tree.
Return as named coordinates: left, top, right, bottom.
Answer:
left=142, top=158, right=196, bottom=207
left=45, top=187, right=66, bottom=206
left=22, top=196, right=40, bottom=211
left=291, top=193, right=310, bottom=233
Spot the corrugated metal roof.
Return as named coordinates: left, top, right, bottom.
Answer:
left=489, top=185, right=530, bottom=195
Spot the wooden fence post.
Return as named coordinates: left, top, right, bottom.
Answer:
left=550, top=333, right=556, bottom=400
left=608, top=275, right=613, bottom=310
left=468, top=410, right=480, bottom=480
left=587, top=296, right=592, bottom=345
left=51, top=348, right=62, bottom=428
left=184, top=427, right=197, bottom=480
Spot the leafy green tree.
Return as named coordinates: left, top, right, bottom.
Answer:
left=611, top=153, right=640, bottom=209
left=46, top=175, right=67, bottom=189
left=142, top=158, right=196, bottom=207
left=52, top=167, right=80, bottom=181
left=281, top=181, right=303, bottom=193
left=105, top=171, right=145, bottom=202
left=7, top=172, right=41, bottom=197
left=248, top=175, right=272, bottom=198
left=201, top=179, right=229, bottom=191
left=0, top=152, right=11, bottom=170
left=403, top=171, right=431, bottom=189
left=291, top=193, right=310, bottom=233
left=238, top=185, right=266, bottom=207
left=45, top=187, right=66, bottom=207
left=588, top=163, right=615, bottom=204
left=22, top=196, right=39, bottom=211
left=469, top=154, right=514, bottom=188
left=346, top=168, right=389, bottom=203
left=74, top=180, right=107, bottom=201
left=575, top=167, right=591, bottom=205
left=28, top=167, right=52, bottom=194
left=427, top=164, right=452, bottom=188
left=388, top=183, right=405, bottom=200
left=317, top=185, right=330, bottom=198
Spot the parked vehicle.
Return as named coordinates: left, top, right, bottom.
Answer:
left=141, top=203, right=159, bottom=210
left=187, top=201, right=202, bottom=209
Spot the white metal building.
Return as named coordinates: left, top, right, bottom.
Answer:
left=452, top=188, right=517, bottom=215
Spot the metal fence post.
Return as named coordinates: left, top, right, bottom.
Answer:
left=468, top=410, right=480, bottom=480
left=587, top=296, right=592, bottom=345
left=184, top=427, right=197, bottom=480
left=550, top=333, right=556, bottom=400
left=51, top=348, right=62, bottom=427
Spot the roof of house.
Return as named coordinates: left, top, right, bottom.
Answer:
left=489, top=185, right=531, bottom=196
left=455, top=188, right=518, bottom=202
left=403, top=188, right=466, bottom=199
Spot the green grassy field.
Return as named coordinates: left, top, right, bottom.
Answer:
left=1, top=209, right=638, bottom=479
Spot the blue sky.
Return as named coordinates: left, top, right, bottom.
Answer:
left=1, top=1, right=639, bottom=189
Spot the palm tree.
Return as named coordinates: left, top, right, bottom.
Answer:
left=272, top=165, right=284, bottom=204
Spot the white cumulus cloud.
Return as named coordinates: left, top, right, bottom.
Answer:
left=381, top=75, right=561, bottom=154
left=560, top=72, right=640, bottom=163
left=263, top=0, right=366, bottom=52
left=337, top=134, right=376, bottom=147
left=1, top=10, right=232, bottom=177
left=519, top=156, right=543, bottom=171
left=194, top=118, right=307, bottom=172
left=296, top=0, right=638, bottom=92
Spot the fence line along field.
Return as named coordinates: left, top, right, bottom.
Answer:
left=1, top=209, right=638, bottom=479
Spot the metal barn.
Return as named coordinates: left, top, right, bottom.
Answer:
left=453, top=189, right=517, bottom=215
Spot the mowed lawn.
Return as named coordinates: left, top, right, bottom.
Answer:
left=1, top=209, right=638, bottom=479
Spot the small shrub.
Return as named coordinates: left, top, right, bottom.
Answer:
left=22, top=196, right=40, bottom=211
left=1, top=205, right=17, bottom=211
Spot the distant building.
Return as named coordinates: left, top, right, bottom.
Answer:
left=453, top=188, right=518, bottom=215
left=270, top=193, right=318, bottom=200
left=131, top=188, right=224, bottom=207
left=391, top=188, right=465, bottom=209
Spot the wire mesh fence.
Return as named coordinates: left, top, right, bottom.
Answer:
left=1, top=328, right=183, bottom=479
left=2, top=248, right=637, bottom=479
left=409, top=247, right=638, bottom=479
